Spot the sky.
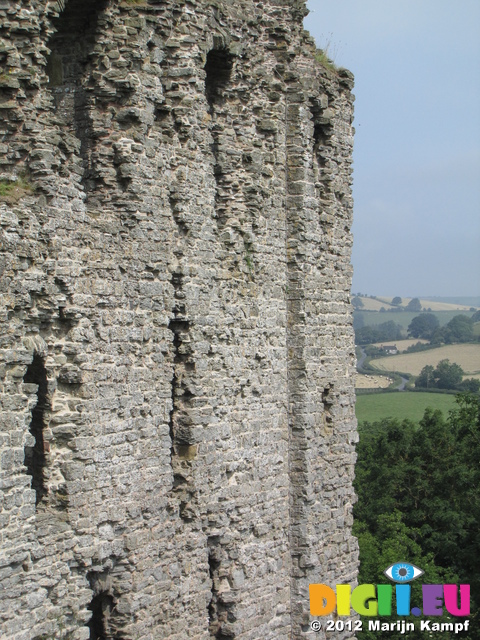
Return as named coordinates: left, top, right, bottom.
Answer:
left=304, top=0, right=480, bottom=298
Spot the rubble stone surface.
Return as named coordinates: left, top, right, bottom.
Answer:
left=0, top=1, right=358, bottom=638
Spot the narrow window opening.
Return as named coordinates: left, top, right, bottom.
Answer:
left=309, top=98, right=333, bottom=173
left=313, top=122, right=331, bottom=149
left=204, top=49, right=234, bottom=232
left=312, top=120, right=332, bottom=172
left=88, top=592, right=114, bottom=640
left=23, top=354, right=49, bottom=505
left=46, top=0, right=109, bottom=194
left=46, top=0, right=108, bottom=87
left=87, top=571, right=122, bottom=640
left=204, top=49, right=234, bottom=110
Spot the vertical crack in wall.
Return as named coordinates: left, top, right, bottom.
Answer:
left=310, top=97, right=336, bottom=237
left=285, top=93, right=310, bottom=634
left=169, top=193, right=188, bottom=237
left=168, top=266, right=197, bottom=521
left=207, top=537, right=234, bottom=640
left=23, top=354, right=49, bottom=505
left=322, top=384, right=334, bottom=428
left=285, top=86, right=342, bottom=634
left=286, top=88, right=343, bottom=636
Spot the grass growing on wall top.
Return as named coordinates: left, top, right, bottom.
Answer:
left=314, top=48, right=338, bottom=74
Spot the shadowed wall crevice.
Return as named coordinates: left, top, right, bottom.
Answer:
left=205, top=49, right=234, bottom=233
left=168, top=268, right=197, bottom=521
left=208, top=537, right=235, bottom=640
left=23, top=354, right=49, bottom=505
left=46, top=0, right=109, bottom=195
left=86, top=568, right=129, bottom=640
left=322, top=384, right=334, bottom=427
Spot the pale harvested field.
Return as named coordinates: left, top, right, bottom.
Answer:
left=355, top=374, right=393, bottom=389
left=372, top=338, right=429, bottom=352
left=356, top=297, right=395, bottom=311
left=370, top=344, right=480, bottom=376
left=376, top=297, right=472, bottom=311
left=356, top=295, right=473, bottom=312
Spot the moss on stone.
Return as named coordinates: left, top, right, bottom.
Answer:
left=0, top=176, right=35, bottom=202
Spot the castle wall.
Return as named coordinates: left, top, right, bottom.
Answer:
left=0, top=1, right=358, bottom=638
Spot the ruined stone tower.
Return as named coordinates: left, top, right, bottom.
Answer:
left=0, top=1, right=358, bottom=638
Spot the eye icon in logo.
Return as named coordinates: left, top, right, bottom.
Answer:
left=384, top=562, right=424, bottom=583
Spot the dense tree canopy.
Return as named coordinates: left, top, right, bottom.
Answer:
left=406, top=297, right=422, bottom=312
left=438, top=315, right=475, bottom=344
left=415, top=364, right=436, bottom=388
left=354, top=394, right=480, bottom=639
left=429, top=314, right=475, bottom=344
left=355, top=321, right=403, bottom=345
left=352, top=296, right=364, bottom=310
left=416, top=360, right=480, bottom=392
left=407, top=313, right=439, bottom=339
left=435, top=359, right=464, bottom=388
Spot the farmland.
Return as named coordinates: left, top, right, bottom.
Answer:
left=355, top=374, right=393, bottom=389
left=355, top=391, right=458, bottom=425
left=371, top=338, right=428, bottom=351
left=375, top=296, right=473, bottom=311
left=354, top=296, right=479, bottom=421
left=353, top=294, right=475, bottom=313
left=369, top=343, right=480, bottom=377
left=354, top=309, right=476, bottom=331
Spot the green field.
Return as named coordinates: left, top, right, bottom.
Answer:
left=354, top=310, right=475, bottom=331
left=355, top=391, right=458, bottom=425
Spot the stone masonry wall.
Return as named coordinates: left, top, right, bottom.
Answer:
left=0, top=1, right=358, bottom=638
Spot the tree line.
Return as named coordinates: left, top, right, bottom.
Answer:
left=354, top=313, right=479, bottom=347
left=408, top=313, right=478, bottom=344
left=353, top=394, right=480, bottom=639
left=416, top=359, right=480, bottom=393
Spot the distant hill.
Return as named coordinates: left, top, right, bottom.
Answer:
left=354, top=309, right=477, bottom=331
left=422, top=296, right=480, bottom=307
left=352, top=294, right=477, bottom=312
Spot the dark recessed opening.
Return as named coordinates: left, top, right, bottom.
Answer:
left=46, top=0, right=108, bottom=88
left=87, top=570, right=122, bottom=640
left=45, top=0, right=109, bottom=194
left=322, top=385, right=334, bottom=426
left=23, top=354, right=49, bottom=505
left=207, top=539, right=235, bottom=639
left=204, top=49, right=234, bottom=108
left=88, top=591, right=115, bottom=640
left=313, top=122, right=331, bottom=147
